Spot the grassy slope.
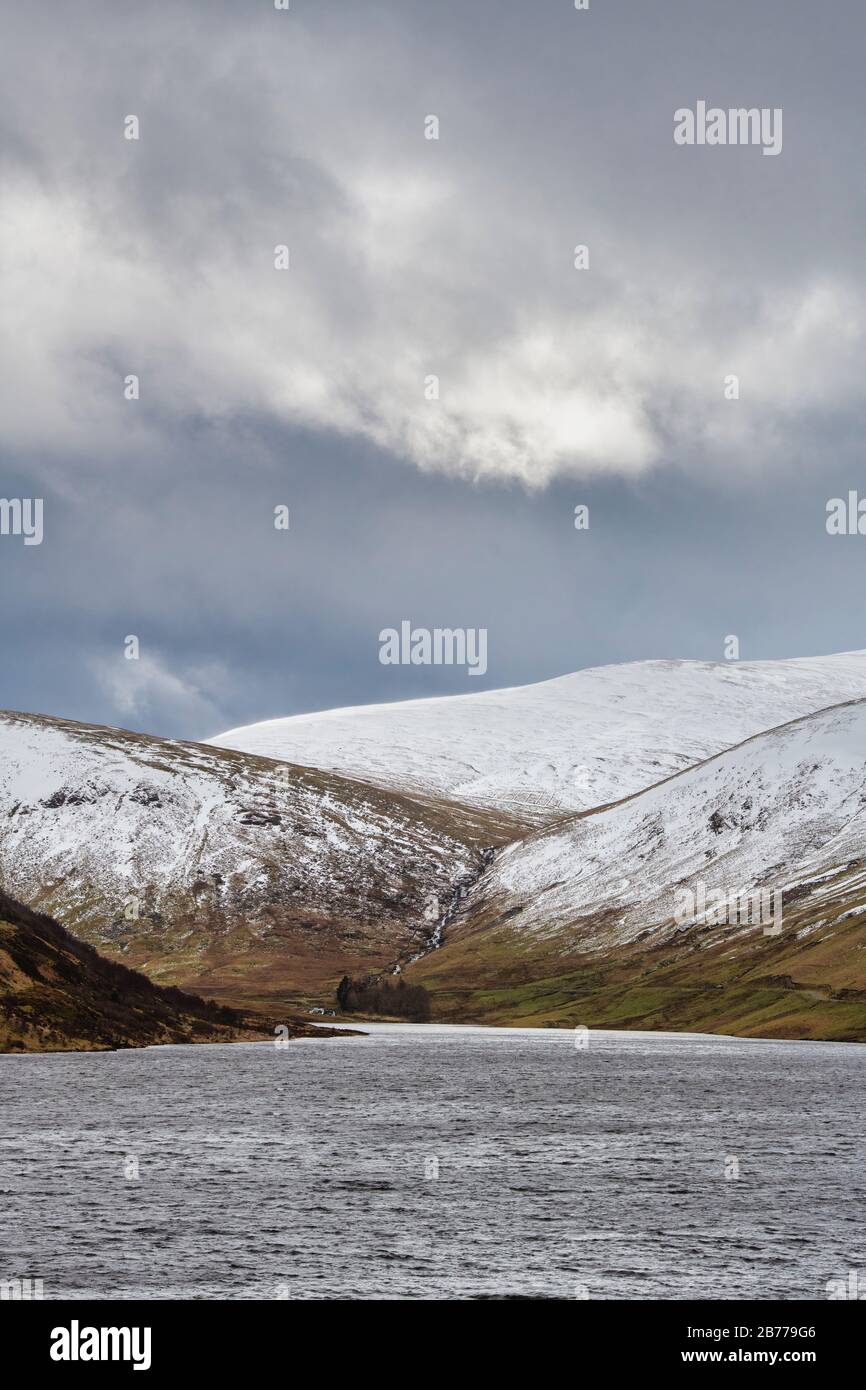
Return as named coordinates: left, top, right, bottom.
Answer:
left=405, top=861, right=866, bottom=1041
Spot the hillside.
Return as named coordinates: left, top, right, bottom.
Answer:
left=405, top=700, right=866, bottom=1041
left=6, top=656, right=866, bottom=1041
left=0, top=891, right=295, bottom=1053
left=209, top=652, right=866, bottom=821
left=0, top=711, right=519, bottom=1010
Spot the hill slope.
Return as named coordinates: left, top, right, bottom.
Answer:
left=7, top=656, right=866, bottom=1040
left=407, top=701, right=866, bottom=1040
left=0, top=891, right=284, bottom=1052
left=209, top=652, right=866, bottom=821
left=0, top=712, right=518, bottom=1009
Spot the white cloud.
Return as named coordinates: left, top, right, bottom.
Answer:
left=92, top=652, right=230, bottom=736
left=0, top=5, right=863, bottom=489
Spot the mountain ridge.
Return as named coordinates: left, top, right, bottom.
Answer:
left=208, top=651, right=866, bottom=822
left=404, top=697, right=866, bottom=1040
left=0, top=709, right=519, bottom=1010
left=5, top=654, right=866, bottom=1040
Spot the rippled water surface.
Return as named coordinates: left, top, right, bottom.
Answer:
left=1, top=1024, right=864, bottom=1299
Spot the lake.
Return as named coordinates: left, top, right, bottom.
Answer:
left=1, top=1023, right=864, bottom=1300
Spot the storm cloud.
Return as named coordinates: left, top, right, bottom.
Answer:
left=1, top=1, right=864, bottom=736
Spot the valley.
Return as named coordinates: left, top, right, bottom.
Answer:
left=4, top=652, right=866, bottom=1042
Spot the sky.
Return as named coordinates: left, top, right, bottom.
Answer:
left=1, top=0, right=865, bottom=738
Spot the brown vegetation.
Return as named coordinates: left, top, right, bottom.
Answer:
left=0, top=891, right=322, bottom=1052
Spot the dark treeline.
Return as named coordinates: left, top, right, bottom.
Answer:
left=336, top=974, right=431, bottom=1020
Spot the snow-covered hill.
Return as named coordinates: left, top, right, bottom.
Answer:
left=7, top=651, right=866, bottom=1036
left=448, top=698, right=866, bottom=952
left=0, top=711, right=514, bottom=1006
left=209, top=653, right=866, bottom=820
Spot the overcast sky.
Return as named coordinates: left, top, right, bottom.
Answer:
left=1, top=0, right=865, bottom=738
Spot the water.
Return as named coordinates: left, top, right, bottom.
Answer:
left=1, top=1023, right=864, bottom=1300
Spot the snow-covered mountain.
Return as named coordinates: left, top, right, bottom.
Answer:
left=406, top=698, right=866, bottom=1039
left=453, top=698, right=866, bottom=950
left=209, top=652, right=866, bottom=821
left=5, top=651, right=866, bottom=1038
left=0, top=711, right=515, bottom=1007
